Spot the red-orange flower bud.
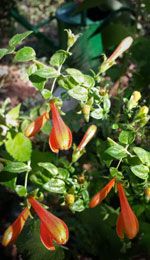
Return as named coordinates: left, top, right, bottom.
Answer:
left=49, top=102, right=72, bottom=153
left=24, top=112, right=49, bottom=137
left=77, top=125, right=97, bottom=151
left=89, top=178, right=115, bottom=208
left=2, top=207, right=30, bottom=246
left=107, top=37, right=133, bottom=63
left=116, top=182, right=139, bottom=239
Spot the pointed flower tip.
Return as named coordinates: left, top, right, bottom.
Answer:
left=117, top=182, right=139, bottom=240
left=77, top=125, right=97, bottom=151
left=25, top=112, right=49, bottom=138
left=108, top=36, right=133, bottom=63
left=89, top=178, right=115, bottom=208
left=49, top=102, right=72, bottom=153
left=2, top=207, right=30, bottom=247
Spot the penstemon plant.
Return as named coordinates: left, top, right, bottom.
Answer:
left=0, top=30, right=150, bottom=258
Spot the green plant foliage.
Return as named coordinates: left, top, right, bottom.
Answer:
left=50, top=50, right=70, bottom=67
left=68, top=86, right=88, bottom=101
left=9, top=31, right=33, bottom=48
left=5, top=133, right=32, bottom=162
left=119, top=130, right=136, bottom=145
left=105, top=145, right=127, bottom=159
left=33, top=67, right=58, bottom=79
left=133, top=147, right=150, bottom=166
left=3, top=162, right=29, bottom=173
left=43, top=178, right=66, bottom=193
left=14, top=47, right=36, bottom=62
left=130, top=165, right=149, bottom=180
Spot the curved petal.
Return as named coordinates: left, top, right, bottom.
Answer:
left=28, top=198, right=69, bottom=245
left=116, top=212, right=124, bottom=239
left=40, top=221, right=55, bottom=250
left=2, top=207, right=30, bottom=246
left=89, top=178, right=115, bottom=208
left=25, top=112, right=49, bottom=137
left=117, top=182, right=139, bottom=239
left=49, top=127, right=59, bottom=153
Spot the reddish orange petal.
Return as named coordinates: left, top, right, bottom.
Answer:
left=28, top=197, right=69, bottom=245
left=40, top=221, right=55, bottom=250
left=49, top=127, right=59, bottom=153
left=117, top=182, right=139, bottom=239
left=2, top=207, right=30, bottom=246
left=25, top=112, right=49, bottom=137
left=116, top=212, right=124, bottom=239
left=77, top=125, right=97, bottom=151
left=89, top=178, right=115, bottom=208
left=49, top=102, right=72, bottom=153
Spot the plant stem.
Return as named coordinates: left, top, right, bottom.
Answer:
left=116, top=159, right=122, bottom=170
left=24, top=161, right=31, bottom=190
left=51, top=66, right=62, bottom=94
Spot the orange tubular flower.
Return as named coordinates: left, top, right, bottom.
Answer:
left=2, top=198, right=69, bottom=250
left=2, top=207, right=30, bottom=247
left=77, top=125, right=97, bottom=151
left=89, top=178, right=115, bottom=208
left=24, top=112, right=49, bottom=138
left=28, top=197, right=69, bottom=250
left=116, top=182, right=139, bottom=239
left=49, top=102, right=72, bottom=153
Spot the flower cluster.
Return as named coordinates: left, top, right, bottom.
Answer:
left=25, top=102, right=72, bottom=153
left=90, top=178, right=139, bottom=239
left=2, top=197, right=69, bottom=250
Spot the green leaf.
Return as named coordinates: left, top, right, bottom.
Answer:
left=9, top=31, right=32, bottom=48
left=91, top=107, right=103, bottom=119
left=57, top=75, right=78, bottom=90
left=0, top=48, right=8, bottom=59
left=0, top=171, right=17, bottom=190
left=15, top=185, right=27, bottom=196
left=133, top=147, right=150, bottom=165
left=41, top=89, right=52, bottom=99
left=70, top=199, right=85, bottom=212
left=96, top=139, right=112, bottom=167
left=33, top=67, right=58, bottom=78
left=5, top=132, right=32, bottom=162
left=66, top=68, right=84, bottom=84
left=30, top=171, right=49, bottom=185
left=27, top=64, right=37, bottom=75
left=14, top=47, right=36, bottom=62
left=58, top=168, right=69, bottom=180
left=50, top=50, right=69, bottom=67
left=43, top=178, right=66, bottom=193
left=3, top=162, right=29, bottom=173
left=105, top=145, right=127, bottom=159
left=82, top=75, right=95, bottom=88
left=41, top=120, right=52, bottom=135
left=29, top=74, right=46, bottom=91
left=130, top=165, right=149, bottom=179
left=119, top=130, right=136, bottom=145
left=7, top=103, right=21, bottom=120
left=38, top=162, right=58, bottom=176
left=68, top=86, right=88, bottom=101
left=103, top=97, right=111, bottom=112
